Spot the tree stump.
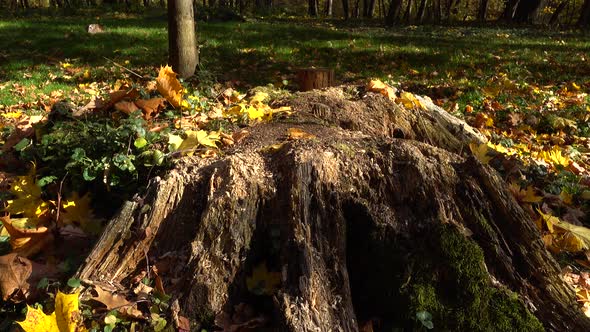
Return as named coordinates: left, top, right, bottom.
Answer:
left=76, top=86, right=590, bottom=331
left=296, top=67, right=334, bottom=91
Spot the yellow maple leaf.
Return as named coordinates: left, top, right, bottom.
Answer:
left=156, top=65, right=185, bottom=108
left=250, top=91, right=269, bottom=104
left=396, top=92, right=424, bottom=110
left=366, top=79, right=396, bottom=99
left=5, top=171, right=49, bottom=218
left=508, top=182, right=543, bottom=203
left=168, top=133, right=184, bottom=151
left=175, top=130, right=220, bottom=156
left=469, top=142, right=492, bottom=164
left=60, top=192, right=101, bottom=234
left=18, top=291, right=86, bottom=332
left=537, top=146, right=570, bottom=168
left=246, top=263, right=281, bottom=295
left=245, top=105, right=265, bottom=120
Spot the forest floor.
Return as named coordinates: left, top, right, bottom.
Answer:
left=1, top=9, right=590, bottom=331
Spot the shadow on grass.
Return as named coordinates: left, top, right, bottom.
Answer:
left=0, top=14, right=588, bottom=87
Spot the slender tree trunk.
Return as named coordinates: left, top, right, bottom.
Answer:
left=365, top=0, right=376, bottom=17
left=477, top=0, right=488, bottom=20
left=342, top=0, right=349, bottom=18
left=168, top=0, right=198, bottom=79
left=385, top=0, right=403, bottom=24
left=325, top=0, right=333, bottom=16
left=403, top=0, right=412, bottom=21
left=502, top=0, right=520, bottom=20
left=548, top=0, right=567, bottom=24
left=433, top=0, right=441, bottom=21
left=578, top=0, right=590, bottom=25
left=417, top=0, right=428, bottom=21
left=308, top=0, right=318, bottom=16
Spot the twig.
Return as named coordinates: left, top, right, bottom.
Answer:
left=102, top=56, right=145, bottom=79
left=55, top=172, right=69, bottom=225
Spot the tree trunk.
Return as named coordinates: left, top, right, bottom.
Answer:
left=578, top=0, right=590, bottom=26
left=342, top=0, right=350, bottom=18
left=477, top=0, right=488, bottom=20
left=417, top=0, right=428, bottom=21
left=385, top=0, right=403, bottom=24
left=76, top=87, right=590, bottom=332
left=548, top=0, right=567, bottom=24
left=168, top=0, right=198, bottom=79
left=325, top=0, right=333, bottom=16
left=364, top=0, right=376, bottom=17
left=296, top=68, right=334, bottom=91
left=308, top=0, right=318, bottom=16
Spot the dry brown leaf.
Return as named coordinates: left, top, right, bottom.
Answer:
left=92, top=286, right=144, bottom=319
left=232, top=130, right=250, bottom=143
left=1, top=115, right=45, bottom=152
left=0, top=253, right=32, bottom=301
left=288, top=128, right=316, bottom=140
left=114, top=101, right=140, bottom=115
left=135, top=98, right=167, bottom=120
left=92, top=285, right=130, bottom=309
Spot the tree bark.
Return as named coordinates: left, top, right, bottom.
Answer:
left=77, top=87, right=590, bottom=331
left=308, top=0, right=318, bottom=16
left=325, top=0, right=333, bottom=16
left=168, top=0, right=198, bottom=79
left=342, top=0, right=350, bottom=19
left=578, top=0, right=590, bottom=26
left=477, top=0, right=488, bottom=21
left=386, top=0, right=403, bottom=25
left=548, top=0, right=567, bottom=24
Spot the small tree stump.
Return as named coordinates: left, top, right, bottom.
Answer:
left=297, top=67, right=334, bottom=91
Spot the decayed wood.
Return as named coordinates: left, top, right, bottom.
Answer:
left=297, top=68, right=335, bottom=91
left=77, top=86, right=590, bottom=331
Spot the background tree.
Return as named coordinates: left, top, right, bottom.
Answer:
left=168, top=0, right=198, bottom=79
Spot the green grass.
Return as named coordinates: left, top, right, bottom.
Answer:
left=0, top=12, right=589, bottom=110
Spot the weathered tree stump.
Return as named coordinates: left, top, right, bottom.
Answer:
left=296, top=68, right=334, bottom=91
left=76, top=86, right=590, bottom=331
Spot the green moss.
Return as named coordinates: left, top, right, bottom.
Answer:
left=404, top=226, right=543, bottom=331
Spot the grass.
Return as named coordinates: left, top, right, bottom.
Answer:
left=0, top=11, right=589, bottom=110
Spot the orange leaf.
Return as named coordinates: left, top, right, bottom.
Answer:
left=156, top=65, right=185, bottom=108
left=0, top=216, right=53, bottom=257
left=114, top=101, right=140, bottom=115
left=135, top=98, right=167, bottom=120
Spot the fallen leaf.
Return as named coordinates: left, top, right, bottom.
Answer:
left=157, top=65, right=185, bottom=108
left=287, top=128, right=316, bottom=140
left=246, top=263, right=281, bottom=295
left=18, top=291, right=85, bottom=332
left=135, top=98, right=167, bottom=119
left=60, top=192, right=101, bottom=235
left=0, top=253, right=32, bottom=301
left=469, top=142, right=492, bottom=164
left=114, top=101, right=140, bottom=115
left=0, top=216, right=53, bottom=257
left=366, top=79, right=396, bottom=99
